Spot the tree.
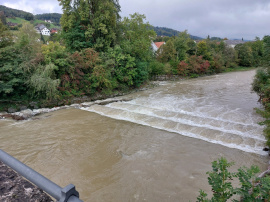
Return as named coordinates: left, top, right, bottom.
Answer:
left=58, top=0, right=121, bottom=52
left=0, top=11, right=7, bottom=25
left=235, top=43, right=253, bottom=67
left=174, top=30, right=190, bottom=61
left=197, top=40, right=212, bottom=61
left=24, top=13, right=34, bottom=21
left=157, top=39, right=177, bottom=63
left=120, top=13, right=156, bottom=62
left=263, top=35, right=270, bottom=66
left=15, top=22, right=41, bottom=62
left=249, top=37, right=264, bottom=66
left=0, top=21, right=13, bottom=48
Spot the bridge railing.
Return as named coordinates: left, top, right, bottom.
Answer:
left=0, top=149, right=83, bottom=202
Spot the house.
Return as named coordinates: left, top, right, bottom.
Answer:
left=50, top=28, right=58, bottom=34
left=152, top=41, right=165, bottom=52
left=45, top=20, right=52, bottom=23
left=224, top=40, right=246, bottom=48
left=35, top=24, right=50, bottom=36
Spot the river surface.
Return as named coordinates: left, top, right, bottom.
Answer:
left=0, top=70, right=268, bottom=201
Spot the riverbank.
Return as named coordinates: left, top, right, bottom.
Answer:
left=0, top=67, right=256, bottom=118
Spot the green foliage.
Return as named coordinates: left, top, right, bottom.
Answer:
left=222, top=45, right=237, bottom=68
left=263, top=35, right=270, bottom=66
left=41, top=42, right=69, bottom=76
left=151, top=26, right=202, bottom=40
left=252, top=67, right=270, bottom=147
left=104, top=46, right=136, bottom=86
left=197, top=40, right=212, bottom=61
left=59, top=0, right=120, bottom=52
left=35, top=13, right=62, bottom=24
left=133, top=61, right=149, bottom=87
left=0, top=5, right=32, bottom=19
left=157, top=39, right=177, bottom=63
left=149, top=60, right=165, bottom=76
left=0, top=46, right=25, bottom=98
left=0, top=21, right=13, bottom=48
left=197, top=157, right=270, bottom=202
left=24, top=13, right=34, bottom=21
left=61, top=22, right=92, bottom=52
left=174, top=30, right=190, bottom=61
left=28, top=63, right=60, bottom=99
left=120, top=13, right=156, bottom=62
left=0, top=11, right=7, bottom=25
left=57, top=48, right=102, bottom=97
left=235, top=43, right=253, bottom=67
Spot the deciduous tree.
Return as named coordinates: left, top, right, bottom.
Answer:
left=58, top=0, right=120, bottom=52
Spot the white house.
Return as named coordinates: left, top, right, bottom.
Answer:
left=35, top=24, right=50, bottom=36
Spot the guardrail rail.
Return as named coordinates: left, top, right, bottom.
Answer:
left=0, top=149, right=83, bottom=202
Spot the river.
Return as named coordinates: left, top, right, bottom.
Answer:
left=0, top=70, right=268, bottom=201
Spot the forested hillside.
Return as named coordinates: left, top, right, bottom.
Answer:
left=152, top=26, right=202, bottom=40
left=35, top=13, right=62, bottom=24
left=0, top=5, right=33, bottom=20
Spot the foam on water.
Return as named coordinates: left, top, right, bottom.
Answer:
left=80, top=71, right=267, bottom=155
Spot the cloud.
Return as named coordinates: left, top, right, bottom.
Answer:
left=1, top=0, right=270, bottom=39
left=3, top=0, right=62, bottom=14
left=119, top=0, right=270, bottom=39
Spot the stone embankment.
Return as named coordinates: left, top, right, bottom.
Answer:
left=0, top=97, right=132, bottom=121
left=0, top=161, right=52, bottom=201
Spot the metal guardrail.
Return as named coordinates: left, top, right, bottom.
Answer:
left=0, top=149, right=83, bottom=202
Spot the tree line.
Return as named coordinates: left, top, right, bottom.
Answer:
left=0, top=0, right=156, bottom=103
left=152, top=32, right=269, bottom=78
left=0, top=0, right=269, bottom=110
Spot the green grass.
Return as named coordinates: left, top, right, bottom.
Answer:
left=7, top=17, right=27, bottom=24
left=7, top=17, right=60, bottom=29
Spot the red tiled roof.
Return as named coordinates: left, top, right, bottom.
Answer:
left=154, top=42, right=165, bottom=49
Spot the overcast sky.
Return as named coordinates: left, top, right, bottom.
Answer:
left=2, top=0, right=270, bottom=40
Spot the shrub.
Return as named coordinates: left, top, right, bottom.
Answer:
left=197, top=157, right=270, bottom=202
left=149, top=60, right=165, bottom=76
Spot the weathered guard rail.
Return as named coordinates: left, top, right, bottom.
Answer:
left=0, top=149, right=83, bottom=202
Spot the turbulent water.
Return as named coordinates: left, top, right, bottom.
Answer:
left=82, top=70, right=266, bottom=155
left=0, top=70, right=268, bottom=201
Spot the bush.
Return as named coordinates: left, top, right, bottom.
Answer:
left=149, top=60, right=165, bottom=76
left=177, top=61, right=189, bottom=76
left=197, top=157, right=270, bottom=202
left=252, top=67, right=270, bottom=147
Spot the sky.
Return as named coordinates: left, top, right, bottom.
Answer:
left=2, top=0, right=270, bottom=40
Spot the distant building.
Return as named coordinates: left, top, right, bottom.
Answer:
left=45, top=20, right=52, bottom=23
left=224, top=40, right=246, bottom=48
left=7, top=22, right=18, bottom=27
left=50, top=28, right=58, bottom=34
left=35, top=24, right=50, bottom=36
left=152, top=41, right=165, bottom=52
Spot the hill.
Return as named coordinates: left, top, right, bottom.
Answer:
left=152, top=26, right=203, bottom=40
left=35, top=13, right=62, bottom=25
left=0, top=5, right=33, bottom=20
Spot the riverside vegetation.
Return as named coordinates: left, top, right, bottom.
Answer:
left=1, top=1, right=269, bottom=110
left=1, top=1, right=270, bottom=200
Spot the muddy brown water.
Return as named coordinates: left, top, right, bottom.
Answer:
left=0, top=70, right=268, bottom=201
